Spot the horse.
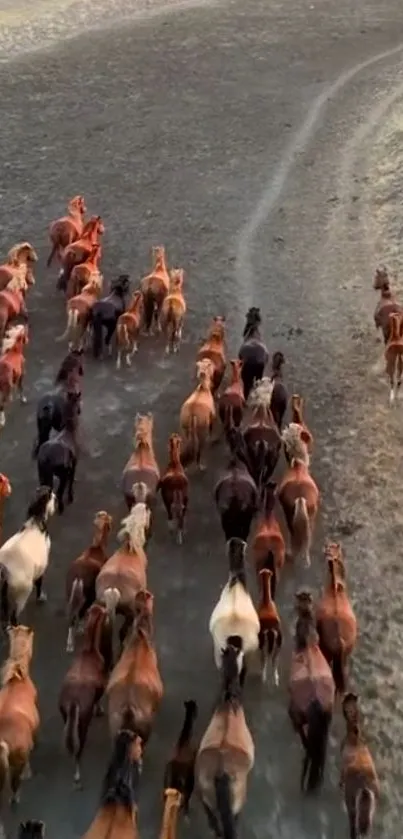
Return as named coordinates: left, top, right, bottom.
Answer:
left=0, top=243, right=38, bottom=291
left=0, top=487, right=56, bottom=626
left=160, top=269, right=187, bottom=354
left=57, top=215, right=104, bottom=292
left=0, top=473, right=12, bottom=544
left=116, top=290, right=143, bottom=369
left=229, top=379, right=281, bottom=499
left=269, top=351, right=288, bottom=430
left=209, top=538, right=260, bottom=683
left=121, top=413, right=160, bottom=510
left=158, top=434, right=189, bottom=544
left=180, top=360, right=216, bottom=470
left=373, top=264, right=402, bottom=344
left=316, top=555, right=357, bottom=694
left=289, top=591, right=335, bottom=793
left=218, top=359, right=245, bottom=434
left=59, top=604, right=113, bottom=788
left=196, top=644, right=255, bottom=839
left=90, top=274, right=130, bottom=359
left=36, top=393, right=81, bottom=514
left=385, top=311, right=403, bottom=404
left=250, top=480, right=285, bottom=599
left=57, top=275, right=103, bottom=351
left=66, top=242, right=102, bottom=300
left=18, top=822, right=46, bottom=839
left=278, top=424, right=319, bottom=567
left=288, top=393, right=313, bottom=457
left=0, top=324, right=29, bottom=429
left=340, top=695, right=379, bottom=839
left=107, top=591, right=164, bottom=745
left=141, top=245, right=171, bottom=334
left=238, top=306, right=269, bottom=400
left=66, top=511, right=113, bottom=653
left=0, top=625, right=40, bottom=806
left=0, top=274, right=29, bottom=342
left=32, top=350, right=83, bottom=459
left=80, top=729, right=142, bottom=839
left=257, top=569, right=282, bottom=686
left=214, top=454, right=258, bottom=543
left=47, top=195, right=87, bottom=267
left=196, top=316, right=227, bottom=395
left=163, top=700, right=198, bottom=820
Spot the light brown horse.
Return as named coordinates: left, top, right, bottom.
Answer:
left=218, top=359, right=245, bottom=434
left=0, top=325, right=29, bottom=429
left=80, top=729, right=142, bottom=839
left=0, top=274, right=29, bottom=341
left=66, top=242, right=103, bottom=300
left=57, top=275, right=103, bottom=351
left=180, top=360, right=216, bottom=470
left=141, top=245, right=171, bottom=334
left=0, top=625, right=40, bottom=806
left=196, top=316, right=227, bottom=395
left=0, top=473, right=12, bottom=544
left=373, top=264, right=402, bottom=344
left=250, top=480, right=285, bottom=599
left=0, top=243, right=38, bottom=291
left=289, top=592, right=335, bottom=793
left=158, top=433, right=189, bottom=544
left=316, top=555, right=357, bottom=695
left=116, top=290, right=143, bottom=369
left=278, top=424, right=319, bottom=567
left=121, top=414, right=160, bottom=509
left=196, top=644, right=254, bottom=839
left=59, top=604, right=113, bottom=788
left=160, top=269, right=187, bottom=354
left=340, top=694, right=379, bottom=839
left=66, top=511, right=113, bottom=652
left=107, top=591, right=164, bottom=745
left=47, top=195, right=87, bottom=267
left=385, top=311, right=403, bottom=404
left=58, top=216, right=104, bottom=292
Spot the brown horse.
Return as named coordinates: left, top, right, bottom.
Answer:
left=0, top=473, right=11, bottom=544
left=0, top=274, right=29, bottom=341
left=180, top=360, right=216, bottom=470
left=116, top=290, right=143, bottom=369
left=218, top=359, right=245, bottom=434
left=47, top=195, right=87, bottom=267
left=66, top=511, right=113, bottom=652
left=160, top=269, right=187, bottom=354
left=158, top=434, right=189, bottom=544
left=250, top=480, right=285, bottom=599
left=230, top=381, right=281, bottom=498
left=141, top=245, right=171, bottom=334
left=107, top=591, right=164, bottom=745
left=0, top=626, right=40, bottom=806
left=196, top=316, right=227, bottom=395
left=0, top=325, right=29, bottom=429
left=58, top=215, right=104, bottom=292
left=289, top=592, right=334, bottom=792
left=59, top=604, right=113, bottom=788
left=289, top=394, right=313, bottom=456
left=196, top=644, right=254, bottom=839
left=0, top=243, right=38, bottom=291
left=385, top=311, right=403, bottom=404
left=340, top=694, right=379, bottom=839
left=163, top=700, right=198, bottom=820
left=121, top=413, right=160, bottom=509
left=66, top=242, right=103, bottom=300
left=373, top=264, right=402, bottom=344
left=57, top=275, right=103, bottom=351
left=316, top=555, right=357, bottom=694
left=257, top=569, right=282, bottom=686
left=278, top=424, right=319, bottom=567
left=268, top=352, right=287, bottom=430
left=80, top=729, right=142, bottom=839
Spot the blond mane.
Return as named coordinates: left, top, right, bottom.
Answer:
left=6, top=242, right=37, bottom=265
left=118, top=504, right=150, bottom=550
left=1, top=324, right=26, bottom=354
left=6, top=272, right=28, bottom=293
left=282, top=422, right=310, bottom=466
left=248, top=377, right=274, bottom=411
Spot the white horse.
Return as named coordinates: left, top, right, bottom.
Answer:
left=0, top=486, right=56, bottom=625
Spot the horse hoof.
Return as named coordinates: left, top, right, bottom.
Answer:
left=20, top=396, right=27, bottom=404
left=37, top=592, right=47, bottom=604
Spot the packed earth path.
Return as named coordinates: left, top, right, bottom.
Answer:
left=1, top=0, right=403, bottom=836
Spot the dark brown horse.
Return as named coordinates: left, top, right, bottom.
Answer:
left=238, top=307, right=269, bottom=400
left=340, top=693, right=379, bottom=839
left=214, top=454, right=259, bottom=543
left=158, top=434, right=189, bottom=544
left=36, top=392, right=81, bottom=513
left=269, top=352, right=287, bottom=430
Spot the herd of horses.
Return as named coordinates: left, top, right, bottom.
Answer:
left=0, top=196, right=396, bottom=839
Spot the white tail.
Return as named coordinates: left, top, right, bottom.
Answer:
left=57, top=309, right=78, bottom=342
left=102, top=587, right=120, bottom=620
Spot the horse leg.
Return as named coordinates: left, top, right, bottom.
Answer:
left=56, top=473, right=68, bottom=514
left=10, top=764, right=24, bottom=806
left=67, top=460, right=77, bottom=505
left=35, top=575, right=47, bottom=603
left=202, top=801, right=222, bottom=838
left=18, top=373, right=27, bottom=404
left=105, top=320, right=116, bottom=357
left=348, top=808, right=357, bottom=839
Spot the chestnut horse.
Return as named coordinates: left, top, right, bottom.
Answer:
left=180, top=360, right=216, bottom=470
left=58, top=215, right=104, bottom=292
left=158, top=433, right=189, bottom=544
left=238, top=306, right=269, bottom=400
left=160, top=269, right=187, bottom=354
left=257, top=568, right=282, bottom=686
left=385, top=312, right=403, bottom=404
left=0, top=243, right=38, bottom=291
left=57, top=274, right=103, bottom=351
left=250, top=480, right=285, bottom=599
left=141, top=245, right=171, bottom=334
left=47, top=195, right=87, bottom=267
left=373, top=264, right=402, bottom=344
left=116, top=290, right=143, bottom=369
left=66, top=242, right=102, bottom=300
left=121, top=413, right=160, bottom=510
left=218, top=359, right=245, bottom=434
left=316, top=555, right=357, bottom=694
left=0, top=274, right=29, bottom=341
left=340, top=694, right=379, bottom=839
left=278, top=424, right=319, bottom=567
left=288, top=394, right=313, bottom=457
left=196, top=316, right=227, bottom=395
left=0, top=626, right=40, bottom=806
left=0, top=324, right=29, bottom=429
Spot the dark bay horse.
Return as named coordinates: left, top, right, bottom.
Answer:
left=90, top=274, right=130, bottom=359
left=32, top=350, right=83, bottom=458
left=36, top=393, right=81, bottom=513
left=238, top=307, right=269, bottom=400
left=214, top=455, right=259, bottom=542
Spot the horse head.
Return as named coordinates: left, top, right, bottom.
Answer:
left=111, top=273, right=130, bottom=295
left=373, top=264, right=390, bottom=290
left=134, top=413, right=154, bottom=447
left=169, top=268, right=184, bottom=291
left=7, top=242, right=38, bottom=266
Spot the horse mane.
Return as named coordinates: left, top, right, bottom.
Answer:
left=1, top=325, right=25, bottom=353
left=5, top=274, right=27, bottom=293
left=118, top=506, right=148, bottom=550
left=217, top=645, right=242, bottom=710
left=6, top=242, right=34, bottom=264
left=248, top=377, right=274, bottom=410
left=282, top=423, right=310, bottom=465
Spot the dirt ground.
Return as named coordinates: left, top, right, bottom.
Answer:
left=1, top=0, right=403, bottom=837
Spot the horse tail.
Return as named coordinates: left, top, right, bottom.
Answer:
left=91, top=307, right=104, bottom=359
left=292, top=497, right=310, bottom=553
left=0, top=741, right=10, bottom=800
left=0, top=565, right=10, bottom=628
left=261, top=549, right=277, bottom=597
left=66, top=578, right=85, bottom=652
left=142, top=288, right=155, bottom=332
left=355, top=787, right=375, bottom=836
left=64, top=702, right=80, bottom=758
left=214, top=772, right=236, bottom=839
left=37, top=454, right=54, bottom=491
left=32, top=402, right=53, bottom=460
left=47, top=242, right=57, bottom=268
left=305, top=699, right=331, bottom=792
left=103, top=587, right=120, bottom=621
left=57, top=309, right=78, bottom=342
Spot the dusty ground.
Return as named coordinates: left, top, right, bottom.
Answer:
left=1, top=0, right=403, bottom=837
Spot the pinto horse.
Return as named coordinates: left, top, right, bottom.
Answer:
left=238, top=306, right=269, bottom=400
left=116, top=290, right=143, bottom=369
left=32, top=350, right=83, bottom=458
left=36, top=392, right=81, bottom=513
left=0, top=242, right=38, bottom=291
left=57, top=274, right=103, bottom=351
left=0, top=626, right=40, bottom=806
left=57, top=215, right=104, bottom=292
left=90, top=274, right=130, bottom=359
left=66, top=242, right=102, bottom=300
left=214, top=454, right=258, bottom=543
left=160, top=269, right=187, bottom=354
left=121, top=413, right=160, bottom=510
left=158, top=433, right=189, bottom=544
left=0, top=274, right=29, bottom=341
left=141, top=245, right=171, bottom=334
left=47, top=195, right=87, bottom=267
left=0, top=324, right=29, bottom=429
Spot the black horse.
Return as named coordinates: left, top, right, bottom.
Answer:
left=270, top=351, right=288, bottom=430
left=238, top=307, right=269, bottom=400
left=32, top=350, right=83, bottom=459
left=90, top=274, right=130, bottom=359
left=36, top=392, right=81, bottom=514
